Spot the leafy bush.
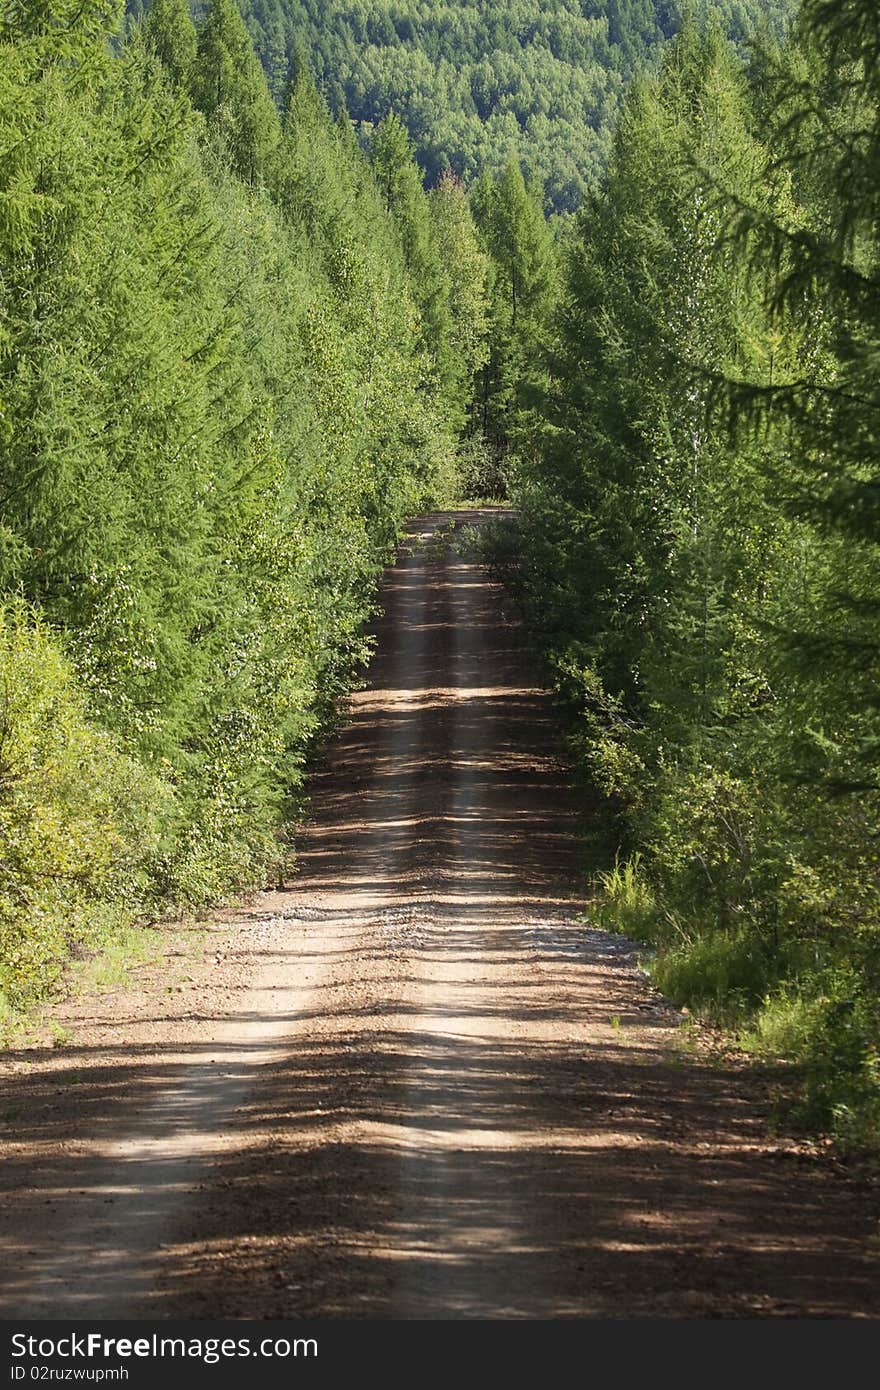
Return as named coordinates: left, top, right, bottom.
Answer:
left=0, top=605, right=165, bottom=1008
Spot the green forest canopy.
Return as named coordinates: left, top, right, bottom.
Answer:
left=125, top=0, right=795, bottom=211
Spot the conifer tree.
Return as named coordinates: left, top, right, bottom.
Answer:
left=472, top=159, right=557, bottom=454
left=512, top=5, right=880, bottom=1143
left=189, top=0, right=280, bottom=184
left=141, top=0, right=197, bottom=89
left=429, top=171, right=490, bottom=432
left=0, top=0, right=454, bottom=1006
left=369, top=114, right=454, bottom=401
left=719, top=0, right=880, bottom=794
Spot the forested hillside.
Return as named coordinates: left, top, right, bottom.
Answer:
left=126, top=0, right=794, bottom=211
left=303, top=1, right=796, bottom=208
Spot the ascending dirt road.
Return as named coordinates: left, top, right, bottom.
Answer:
left=2, top=512, right=878, bottom=1318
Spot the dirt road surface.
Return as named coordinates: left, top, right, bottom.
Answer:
left=2, top=511, right=878, bottom=1319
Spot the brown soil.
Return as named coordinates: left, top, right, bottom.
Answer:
left=1, top=510, right=878, bottom=1320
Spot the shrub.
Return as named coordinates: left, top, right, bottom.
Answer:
left=0, top=604, right=165, bottom=1008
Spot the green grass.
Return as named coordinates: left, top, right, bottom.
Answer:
left=0, top=918, right=176, bottom=1051
left=73, top=921, right=164, bottom=994
left=592, top=851, right=880, bottom=1152
left=591, top=853, right=659, bottom=941
left=48, top=1019, right=72, bottom=1048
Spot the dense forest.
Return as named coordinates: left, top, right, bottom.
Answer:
left=505, top=0, right=880, bottom=1148
left=0, top=0, right=491, bottom=1011
left=1, top=0, right=879, bottom=1152
left=124, top=0, right=795, bottom=212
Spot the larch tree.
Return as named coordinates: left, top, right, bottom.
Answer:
left=189, top=0, right=280, bottom=185
left=429, top=171, right=491, bottom=434
left=472, top=159, right=557, bottom=458
left=141, top=0, right=197, bottom=88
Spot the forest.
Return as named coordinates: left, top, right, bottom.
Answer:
left=0, top=0, right=878, bottom=1156
left=0, top=0, right=483, bottom=1008
left=507, top=0, right=880, bottom=1149
left=123, top=0, right=795, bottom=212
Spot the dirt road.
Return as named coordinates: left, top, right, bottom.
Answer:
left=1, top=511, right=878, bottom=1318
